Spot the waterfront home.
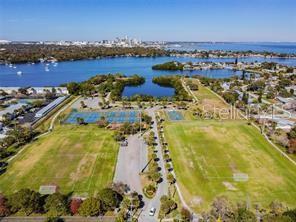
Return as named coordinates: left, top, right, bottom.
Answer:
left=221, top=82, right=230, bottom=91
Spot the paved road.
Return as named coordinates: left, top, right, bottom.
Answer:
left=138, top=108, right=169, bottom=222
left=113, top=108, right=169, bottom=222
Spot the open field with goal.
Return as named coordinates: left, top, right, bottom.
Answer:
left=164, top=120, right=296, bottom=211
left=0, top=125, right=119, bottom=196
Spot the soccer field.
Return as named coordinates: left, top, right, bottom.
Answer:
left=0, top=125, right=119, bottom=196
left=164, top=120, right=296, bottom=211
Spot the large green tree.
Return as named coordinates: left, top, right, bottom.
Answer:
left=78, top=197, right=101, bottom=216
left=8, top=189, right=41, bottom=215
left=98, top=188, right=123, bottom=211
left=44, top=193, right=69, bottom=216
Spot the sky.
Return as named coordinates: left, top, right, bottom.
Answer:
left=0, top=0, right=295, bottom=42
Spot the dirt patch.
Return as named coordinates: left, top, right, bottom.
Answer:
left=70, top=154, right=97, bottom=182
left=229, top=162, right=238, bottom=173
left=189, top=161, right=194, bottom=169
left=190, top=196, right=203, bottom=206
left=73, top=143, right=83, bottom=149
left=223, top=181, right=237, bottom=191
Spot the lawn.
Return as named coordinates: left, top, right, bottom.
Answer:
left=185, top=79, right=245, bottom=120
left=0, top=125, right=119, bottom=196
left=191, top=80, right=229, bottom=110
left=164, top=120, right=296, bottom=211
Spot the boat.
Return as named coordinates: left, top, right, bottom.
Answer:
left=17, top=71, right=22, bottom=76
left=53, top=63, right=58, bottom=67
left=45, top=67, right=50, bottom=72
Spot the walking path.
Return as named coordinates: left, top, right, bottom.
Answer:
left=181, top=78, right=198, bottom=103
left=7, top=96, right=79, bottom=163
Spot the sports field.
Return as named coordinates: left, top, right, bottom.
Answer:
left=0, top=125, right=119, bottom=196
left=164, top=120, right=296, bottom=211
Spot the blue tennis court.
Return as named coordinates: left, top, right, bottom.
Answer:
left=167, top=110, right=184, bottom=121
left=65, top=111, right=141, bottom=124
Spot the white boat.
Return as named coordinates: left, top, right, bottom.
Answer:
left=9, top=64, right=13, bottom=68
left=17, top=71, right=22, bottom=76
left=13, top=66, right=17, bottom=69
left=53, top=63, right=58, bottom=67
left=45, top=67, right=50, bottom=72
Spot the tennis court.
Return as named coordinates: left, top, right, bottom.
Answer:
left=167, top=110, right=184, bottom=121
left=65, top=110, right=140, bottom=124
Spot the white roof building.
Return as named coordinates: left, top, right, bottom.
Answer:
left=35, top=96, right=67, bottom=118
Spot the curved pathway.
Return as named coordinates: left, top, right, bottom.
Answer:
left=7, top=96, right=79, bottom=163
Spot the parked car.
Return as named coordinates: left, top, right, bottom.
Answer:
left=120, top=140, right=128, bottom=147
left=149, top=207, right=156, bottom=216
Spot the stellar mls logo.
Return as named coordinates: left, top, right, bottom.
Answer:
left=201, top=104, right=292, bottom=121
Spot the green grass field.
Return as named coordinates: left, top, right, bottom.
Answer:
left=164, top=120, right=296, bottom=211
left=0, top=125, right=119, bottom=196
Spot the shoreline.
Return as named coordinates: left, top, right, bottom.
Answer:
left=1, top=54, right=296, bottom=66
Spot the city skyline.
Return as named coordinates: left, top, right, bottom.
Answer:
left=0, top=0, right=296, bottom=42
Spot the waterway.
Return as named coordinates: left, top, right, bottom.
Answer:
left=0, top=56, right=295, bottom=97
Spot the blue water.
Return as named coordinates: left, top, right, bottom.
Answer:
left=0, top=56, right=295, bottom=97
left=167, top=42, right=296, bottom=54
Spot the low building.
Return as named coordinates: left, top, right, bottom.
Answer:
left=35, top=96, right=68, bottom=118
left=276, top=96, right=294, bottom=104
left=285, top=86, right=296, bottom=96
left=276, top=119, right=295, bottom=130
left=222, top=82, right=230, bottom=91
left=255, top=115, right=295, bottom=131
left=0, top=103, right=27, bottom=121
